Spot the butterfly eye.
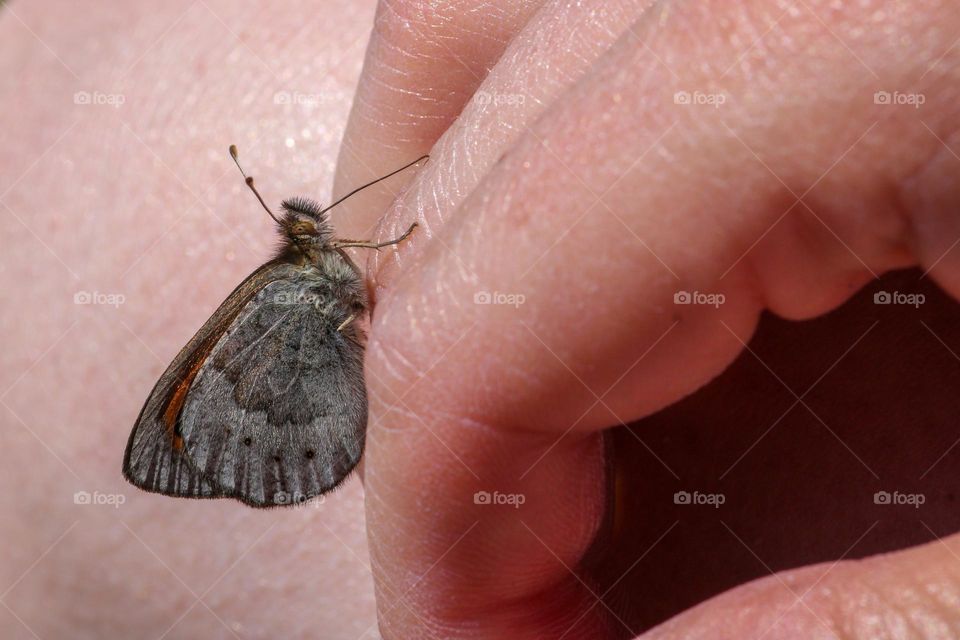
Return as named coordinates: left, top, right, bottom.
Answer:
left=290, top=220, right=317, bottom=235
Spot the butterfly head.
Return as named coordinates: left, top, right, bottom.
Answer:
left=279, top=198, right=335, bottom=247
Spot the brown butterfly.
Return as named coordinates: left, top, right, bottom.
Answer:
left=122, top=147, right=426, bottom=507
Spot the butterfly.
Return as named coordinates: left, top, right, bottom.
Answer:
left=122, top=146, right=426, bottom=507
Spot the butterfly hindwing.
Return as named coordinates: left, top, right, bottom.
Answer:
left=122, top=261, right=304, bottom=500
left=177, top=269, right=367, bottom=507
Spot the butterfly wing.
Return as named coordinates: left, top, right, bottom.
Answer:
left=122, top=260, right=302, bottom=499
left=177, top=270, right=367, bottom=507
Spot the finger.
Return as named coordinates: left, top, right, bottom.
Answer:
left=330, top=0, right=545, bottom=241
left=638, top=533, right=960, bottom=639
left=364, top=0, right=659, bottom=289
left=368, top=1, right=960, bottom=638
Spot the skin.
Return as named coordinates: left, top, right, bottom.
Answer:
left=4, top=1, right=960, bottom=640
left=0, top=1, right=381, bottom=638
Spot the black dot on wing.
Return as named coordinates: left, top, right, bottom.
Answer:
left=243, top=437, right=252, bottom=446
left=273, top=454, right=281, bottom=462
left=305, top=450, right=315, bottom=459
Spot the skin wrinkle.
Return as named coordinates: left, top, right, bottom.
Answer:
left=374, top=2, right=518, bottom=79
left=369, top=399, right=421, bottom=433
left=368, top=336, right=420, bottom=386
left=377, top=0, right=457, bottom=27
left=361, top=66, right=466, bottom=112
left=366, top=68, right=450, bottom=102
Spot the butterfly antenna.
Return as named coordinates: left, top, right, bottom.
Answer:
left=229, top=145, right=282, bottom=225
left=318, top=154, right=429, bottom=216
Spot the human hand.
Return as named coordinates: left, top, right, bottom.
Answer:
left=332, top=1, right=960, bottom=637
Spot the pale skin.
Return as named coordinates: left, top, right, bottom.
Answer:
left=0, top=2, right=382, bottom=638
left=5, top=1, right=960, bottom=640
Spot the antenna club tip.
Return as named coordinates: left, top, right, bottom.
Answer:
left=229, top=144, right=238, bottom=159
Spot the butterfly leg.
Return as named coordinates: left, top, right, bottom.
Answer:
left=333, top=222, right=418, bottom=251
left=337, top=313, right=365, bottom=347
left=337, top=313, right=357, bottom=333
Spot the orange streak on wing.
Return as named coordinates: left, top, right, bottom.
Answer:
left=162, top=355, right=210, bottom=451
